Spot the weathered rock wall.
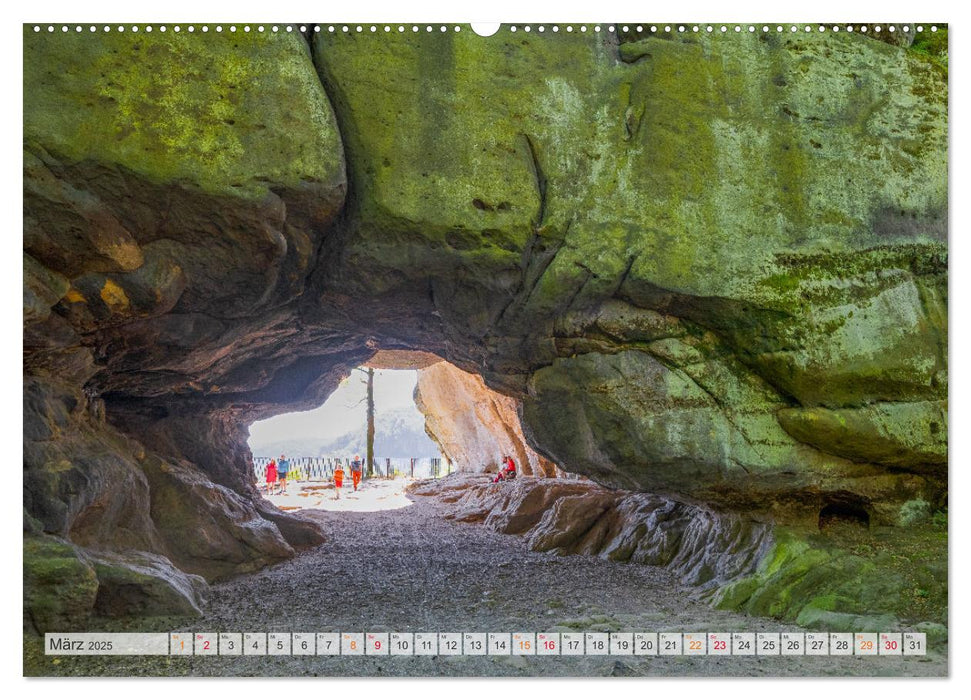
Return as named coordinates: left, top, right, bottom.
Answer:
left=415, top=361, right=559, bottom=476
left=23, top=29, right=346, bottom=629
left=313, top=28, right=947, bottom=511
left=411, top=474, right=946, bottom=630
left=409, top=474, right=773, bottom=593
left=23, top=26, right=947, bottom=629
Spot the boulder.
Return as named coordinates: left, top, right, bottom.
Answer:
left=86, top=549, right=208, bottom=618
left=140, top=455, right=297, bottom=581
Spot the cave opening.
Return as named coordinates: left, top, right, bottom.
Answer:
left=247, top=364, right=445, bottom=513
left=243, top=347, right=559, bottom=515
left=818, top=500, right=871, bottom=531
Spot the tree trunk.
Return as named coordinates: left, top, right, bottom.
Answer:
left=366, top=367, right=375, bottom=478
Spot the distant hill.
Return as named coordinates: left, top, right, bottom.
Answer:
left=250, top=405, right=441, bottom=459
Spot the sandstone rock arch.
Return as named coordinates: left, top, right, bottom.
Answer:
left=24, top=27, right=947, bottom=630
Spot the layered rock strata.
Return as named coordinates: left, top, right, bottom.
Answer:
left=409, top=474, right=772, bottom=591
left=411, top=475, right=946, bottom=630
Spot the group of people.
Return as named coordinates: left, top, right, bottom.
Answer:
left=264, top=454, right=513, bottom=495
left=332, top=455, right=364, bottom=499
left=265, top=454, right=364, bottom=499
left=263, top=454, right=291, bottom=495
left=493, top=455, right=517, bottom=483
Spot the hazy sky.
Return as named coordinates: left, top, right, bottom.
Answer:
left=247, top=368, right=420, bottom=446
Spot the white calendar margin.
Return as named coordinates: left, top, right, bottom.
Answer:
left=9, top=1, right=958, bottom=698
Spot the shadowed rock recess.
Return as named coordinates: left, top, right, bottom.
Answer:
left=23, top=26, right=947, bottom=634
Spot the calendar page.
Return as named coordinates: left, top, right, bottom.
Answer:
left=22, top=12, right=948, bottom=681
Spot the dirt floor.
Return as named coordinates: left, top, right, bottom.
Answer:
left=261, top=475, right=415, bottom=512
left=25, top=478, right=947, bottom=677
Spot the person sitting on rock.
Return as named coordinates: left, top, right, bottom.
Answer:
left=493, top=455, right=517, bottom=483
left=277, top=454, right=290, bottom=494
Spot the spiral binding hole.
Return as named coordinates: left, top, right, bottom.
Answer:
left=26, top=23, right=944, bottom=37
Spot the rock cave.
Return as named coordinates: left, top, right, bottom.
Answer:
left=22, top=24, right=948, bottom=675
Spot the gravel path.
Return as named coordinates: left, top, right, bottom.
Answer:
left=27, top=486, right=946, bottom=677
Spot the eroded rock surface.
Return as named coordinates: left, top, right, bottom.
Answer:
left=313, top=28, right=947, bottom=509
left=411, top=475, right=947, bottom=630
left=23, top=29, right=341, bottom=621
left=410, top=474, right=773, bottom=592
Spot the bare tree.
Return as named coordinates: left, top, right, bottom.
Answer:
left=352, top=366, right=376, bottom=478
left=365, top=367, right=375, bottom=477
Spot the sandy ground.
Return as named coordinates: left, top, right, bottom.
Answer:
left=262, top=476, right=415, bottom=512
left=26, top=482, right=947, bottom=677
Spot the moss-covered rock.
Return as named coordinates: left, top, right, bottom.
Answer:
left=897, top=499, right=933, bottom=527
left=24, top=26, right=346, bottom=327
left=23, top=534, right=211, bottom=633
left=713, top=525, right=947, bottom=628
left=24, top=27, right=343, bottom=199
left=778, top=402, right=947, bottom=471
left=315, top=29, right=945, bottom=303
left=314, top=27, right=947, bottom=508
left=23, top=535, right=98, bottom=633
left=88, top=550, right=207, bottom=618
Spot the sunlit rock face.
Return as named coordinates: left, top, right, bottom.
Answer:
left=365, top=350, right=442, bottom=370
left=23, top=27, right=946, bottom=629
left=415, top=361, right=560, bottom=477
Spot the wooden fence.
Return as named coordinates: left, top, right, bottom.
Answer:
left=253, top=456, right=448, bottom=482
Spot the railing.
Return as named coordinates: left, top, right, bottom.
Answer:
left=253, top=456, right=449, bottom=482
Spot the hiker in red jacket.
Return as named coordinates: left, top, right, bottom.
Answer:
left=265, top=459, right=278, bottom=494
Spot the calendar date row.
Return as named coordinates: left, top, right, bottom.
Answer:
left=46, top=631, right=926, bottom=657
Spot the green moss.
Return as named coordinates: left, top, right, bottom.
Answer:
left=777, top=402, right=947, bottom=469
left=315, top=29, right=945, bottom=307
left=24, top=27, right=343, bottom=198
left=898, top=499, right=932, bottom=526
left=759, top=273, right=802, bottom=294
left=24, top=536, right=98, bottom=633
left=714, top=523, right=947, bottom=627
left=909, top=27, right=948, bottom=73
left=756, top=534, right=809, bottom=577
left=712, top=575, right=761, bottom=610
